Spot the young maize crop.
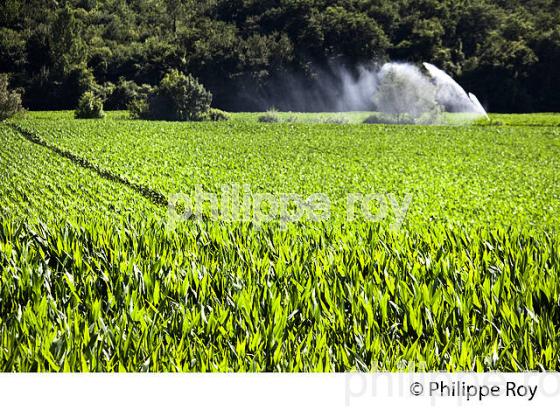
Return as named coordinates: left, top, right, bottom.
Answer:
left=0, top=112, right=559, bottom=371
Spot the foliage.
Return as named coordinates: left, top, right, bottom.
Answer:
left=65, top=66, right=99, bottom=105
left=258, top=110, right=280, bottom=123
left=11, top=111, right=560, bottom=229
left=0, top=124, right=159, bottom=221
left=106, top=79, right=154, bottom=110
left=0, top=74, right=23, bottom=120
left=74, top=91, right=105, bottom=119
left=134, top=70, right=212, bottom=121
left=0, top=0, right=558, bottom=112
left=204, top=108, right=230, bottom=122
left=1, top=215, right=558, bottom=372
left=1, top=113, right=560, bottom=371
left=128, top=98, right=149, bottom=120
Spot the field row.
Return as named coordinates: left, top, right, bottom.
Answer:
left=0, top=124, right=161, bottom=223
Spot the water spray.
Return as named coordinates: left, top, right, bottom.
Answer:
left=423, top=62, right=489, bottom=120
left=252, top=60, right=489, bottom=123
left=467, top=93, right=490, bottom=120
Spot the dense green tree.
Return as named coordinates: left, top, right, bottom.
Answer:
left=51, top=5, right=88, bottom=75
left=0, top=0, right=558, bottom=112
left=131, top=69, right=212, bottom=121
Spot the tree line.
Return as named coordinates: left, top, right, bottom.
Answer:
left=1, top=0, right=559, bottom=113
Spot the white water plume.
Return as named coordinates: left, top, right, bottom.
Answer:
left=247, top=60, right=488, bottom=123
left=361, top=61, right=489, bottom=124
left=325, top=61, right=488, bottom=123
left=422, top=62, right=489, bottom=119
left=467, top=92, right=489, bottom=120
left=373, top=63, right=440, bottom=121
left=336, top=66, right=379, bottom=112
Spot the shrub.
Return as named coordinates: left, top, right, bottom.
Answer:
left=132, top=70, right=212, bottom=121
left=204, top=108, right=230, bottom=121
left=106, top=78, right=154, bottom=110
left=258, top=110, right=279, bottom=123
left=0, top=74, right=24, bottom=120
left=128, top=98, right=149, bottom=119
left=75, top=91, right=105, bottom=119
left=98, top=81, right=115, bottom=103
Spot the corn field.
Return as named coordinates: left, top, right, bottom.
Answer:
left=0, top=112, right=559, bottom=371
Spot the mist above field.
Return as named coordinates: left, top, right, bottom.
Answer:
left=240, top=63, right=378, bottom=112
left=244, top=61, right=488, bottom=122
